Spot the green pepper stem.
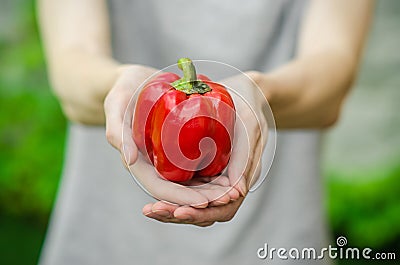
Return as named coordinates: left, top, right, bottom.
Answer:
left=177, top=58, right=197, bottom=83
left=172, top=58, right=211, bottom=95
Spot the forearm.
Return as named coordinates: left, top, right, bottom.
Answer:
left=48, top=50, right=121, bottom=124
left=38, top=0, right=119, bottom=125
left=250, top=0, right=374, bottom=129
left=263, top=51, right=357, bottom=128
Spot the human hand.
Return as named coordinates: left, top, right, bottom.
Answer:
left=143, top=73, right=268, bottom=226
left=104, top=65, right=240, bottom=207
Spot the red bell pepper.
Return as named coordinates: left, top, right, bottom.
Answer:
left=132, top=58, right=235, bottom=182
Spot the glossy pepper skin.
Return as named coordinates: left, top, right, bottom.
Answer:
left=133, top=58, right=235, bottom=182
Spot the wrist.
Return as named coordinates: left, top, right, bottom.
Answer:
left=246, top=53, right=352, bottom=129
left=50, top=51, right=122, bottom=125
left=246, top=67, right=304, bottom=113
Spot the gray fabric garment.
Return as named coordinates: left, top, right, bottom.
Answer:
left=40, top=1, right=332, bottom=264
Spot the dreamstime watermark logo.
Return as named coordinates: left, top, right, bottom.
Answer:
left=336, top=236, right=347, bottom=247
left=257, top=236, right=397, bottom=261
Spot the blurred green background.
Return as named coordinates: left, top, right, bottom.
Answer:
left=0, top=1, right=399, bottom=264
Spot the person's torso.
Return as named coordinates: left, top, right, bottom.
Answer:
left=108, top=0, right=307, bottom=72
left=41, top=1, right=333, bottom=264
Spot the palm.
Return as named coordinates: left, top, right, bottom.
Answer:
left=114, top=67, right=240, bottom=208
left=142, top=73, right=268, bottom=226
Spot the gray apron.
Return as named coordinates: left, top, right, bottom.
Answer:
left=40, top=1, right=331, bottom=264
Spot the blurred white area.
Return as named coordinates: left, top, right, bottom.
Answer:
left=323, top=0, right=400, bottom=179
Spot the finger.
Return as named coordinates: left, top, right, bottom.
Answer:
left=105, top=65, right=157, bottom=165
left=228, top=121, right=251, bottom=196
left=149, top=184, right=240, bottom=208
left=104, top=88, right=130, bottom=150
left=227, top=186, right=240, bottom=201
left=229, top=117, right=263, bottom=196
left=145, top=212, right=215, bottom=227
left=193, top=175, right=231, bottom=187
left=227, top=75, right=267, bottom=196
left=104, top=67, right=135, bottom=150
left=142, top=203, right=154, bottom=216
left=144, top=212, right=184, bottom=224
left=174, top=197, right=244, bottom=223
left=151, top=201, right=180, bottom=217
left=144, top=202, right=231, bottom=226
left=143, top=203, right=175, bottom=220
left=204, top=192, right=230, bottom=206
left=104, top=84, right=138, bottom=166
left=192, top=183, right=235, bottom=206
left=143, top=205, right=194, bottom=224
left=119, top=152, right=129, bottom=170
left=173, top=203, right=233, bottom=223
left=247, top=131, right=263, bottom=189
left=247, top=104, right=268, bottom=190
left=167, top=176, right=238, bottom=206
left=195, top=221, right=215, bottom=227
left=130, top=159, right=209, bottom=208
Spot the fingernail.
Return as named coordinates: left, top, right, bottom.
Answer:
left=123, top=145, right=131, bottom=165
left=176, top=214, right=193, bottom=221
left=144, top=211, right=152, bottom=217
left=214, top=200, right=227, bottom=206
left=238, top=178, right=248, bottom=196
left=152, top=210, right=171, bottom=217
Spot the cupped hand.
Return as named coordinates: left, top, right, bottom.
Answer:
left=104, top=65, right=240, bottom=208
left=143, top=73, right=269, bottom=226
left=143, top=197, right=245, bottom=227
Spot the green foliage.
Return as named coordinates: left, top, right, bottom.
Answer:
left=0, top=2, right=399, bottom=265
left=0, top=214, right=46, bottom=265
left=327, top=166, right=400, bottom=249
left=0, top=0, right=66, bottom=223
